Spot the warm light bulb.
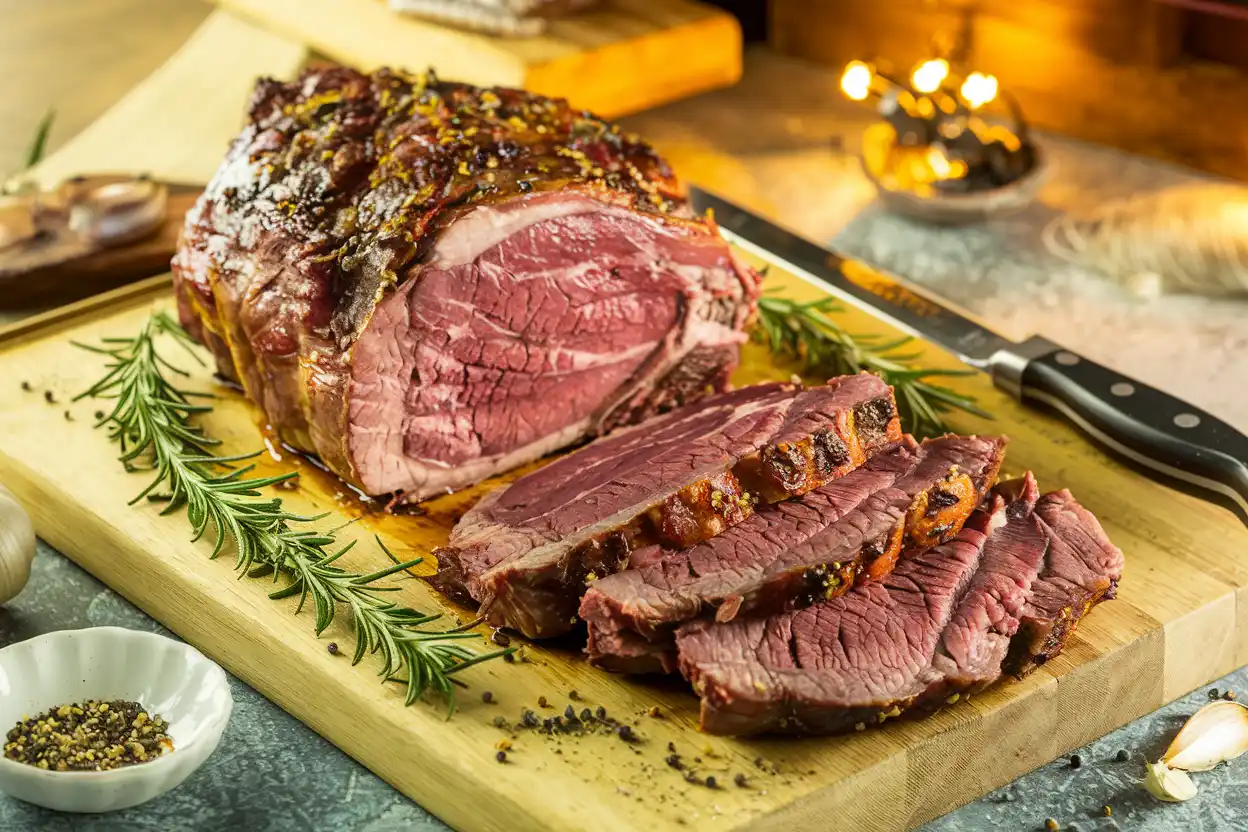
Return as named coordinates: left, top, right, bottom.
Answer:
left=961, top=72, right=999, bottom=109
left=911, top=59, right=949, bottom=94
left=841, top=61, right=873, bottom=101
left=927, top=146, right=952, bottom=179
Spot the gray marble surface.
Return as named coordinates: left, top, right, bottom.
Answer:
left=828, top=132, right=1248, bottom=432
left=4, top=549, right=1248, bottom=832
left=1, top=545, right=442, bottom=832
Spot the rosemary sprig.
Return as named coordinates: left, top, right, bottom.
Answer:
left=755, top=294, right=991, bottom=437
left=75, top=312, right=510, bottom=712
left=25, top=109, right=55, bottom=170
left=2, top=110, right=55, bottom=195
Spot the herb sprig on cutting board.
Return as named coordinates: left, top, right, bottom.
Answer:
left=75, top=312, right=511, bottom=712
left=755, top=293, right=990, bottom=437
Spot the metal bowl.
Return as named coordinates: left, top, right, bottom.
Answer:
left=861, top=139, right=1051, bottom=226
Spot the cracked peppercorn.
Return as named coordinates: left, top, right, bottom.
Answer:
left=4, top=700, right=172, bottom=772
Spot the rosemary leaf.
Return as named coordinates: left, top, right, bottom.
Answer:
left=24, top=110, right=55, bottom=170
left=76, top=312, right=511, bottom=713
left=754, top=292, right=991, bottom=437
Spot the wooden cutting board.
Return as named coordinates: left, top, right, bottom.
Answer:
left=0, top=254, right=1244, bottom=831
left=209, top=0, right=743, bottom=118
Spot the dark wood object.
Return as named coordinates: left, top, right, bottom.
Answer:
left=0, top=185, right=199, bottom=310
left=769, top=0, right=1248, bottom=181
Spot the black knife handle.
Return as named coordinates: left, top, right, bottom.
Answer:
left=1013, top=344, right=1248, bottom=523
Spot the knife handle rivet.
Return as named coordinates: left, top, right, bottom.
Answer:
left=1110, top=382, right=1135, bottom=397
left=1175, top=413, right=1202, bottom=429
left=1055, top=351, right=1080, bottom=366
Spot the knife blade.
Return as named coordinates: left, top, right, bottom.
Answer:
left=691, top=186, right=1248, bottom=524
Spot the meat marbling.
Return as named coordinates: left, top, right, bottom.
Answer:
left=173, top=66, right=760, bottom=503
left=581, top=434, right=1007, bottom=673
left=676, top=475, right=1120, bottom=736
left=1004, top=490, right=1125, bottom=676
left=434, top=374, right=902, bottom=637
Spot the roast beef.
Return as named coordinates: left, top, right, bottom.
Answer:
left=172, top=66, right=760, bottom=503
left=433, top=374, right=903, bottom=637
left=676, top=476, right=1118, bottom=736
left=581, top=434, right=1007, bottom=673
left=1004, top=490, right=1125, bottom=676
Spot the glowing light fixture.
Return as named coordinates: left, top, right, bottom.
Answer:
left=927, top=146, right=952, bottom=178
left=960, top=72, right=999, bottom=109
left=841, top=61, right=873, bottom=101
left=911, top=59, right=949, bottom=94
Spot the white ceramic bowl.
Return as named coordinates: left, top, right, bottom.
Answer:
left=0, top=627, right=233, bottom=813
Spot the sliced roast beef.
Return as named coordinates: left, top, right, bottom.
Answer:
left=433, top=374, right=902, bottom=637
left=172, top=67, right=762, bottom=503
left=581, top=434, right=1007, bottom=673
left=930, top=474, right=1043, bottom=695
left=677, top=476, right=1116, bottom=736
left=1004, top=490, right=1125, bottom=676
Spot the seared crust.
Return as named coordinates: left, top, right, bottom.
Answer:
left=172, top=66, right=757, bottom=495
left=584, top=435, right=1005, bottom=674
left=435, top=377, right=903, bottom=638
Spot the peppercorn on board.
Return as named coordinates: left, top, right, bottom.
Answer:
left=0, top=261, right=1243, bottom=832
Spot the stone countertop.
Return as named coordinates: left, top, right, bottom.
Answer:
left=0, top=545, right=442, bottom=832
left=5, top=544, right=1248, bottom=831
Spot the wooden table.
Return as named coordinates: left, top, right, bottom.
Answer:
left=0, top=0, right=210, bottom=173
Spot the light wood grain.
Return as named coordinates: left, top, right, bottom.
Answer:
left=27, top=10, right=306, bottom=188
left=0, top=0, right=210, bottom=173
left=209, top=0, right=742, bottom=117
left=0, top=253, right=1243, bottom=831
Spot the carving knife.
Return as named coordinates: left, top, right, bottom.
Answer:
left=690, top=186, right=1248, bottom=524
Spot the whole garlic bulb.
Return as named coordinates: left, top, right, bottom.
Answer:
left=0, top=484, right=35, bottom=605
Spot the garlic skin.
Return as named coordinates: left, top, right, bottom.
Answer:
left=0, top=483, right=35, bottom=605
left=1143, top=761, right=1198, bottom=802
left=1163, top=700, right=1248, bottom=772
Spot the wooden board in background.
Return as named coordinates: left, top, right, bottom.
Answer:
left=0, top=254, right=1244, bottom=830
left=209, top=0, right=743, bottom=118
left=27, top=10, right=306, bottom=188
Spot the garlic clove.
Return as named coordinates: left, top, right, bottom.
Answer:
left=1143, top=761, right=1198, bottom=802
left=1163, top=700, right=1248, bottom=772
left=66, top=177, right=167, bottom=247
left=0, top=483, right=35, bottom=605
